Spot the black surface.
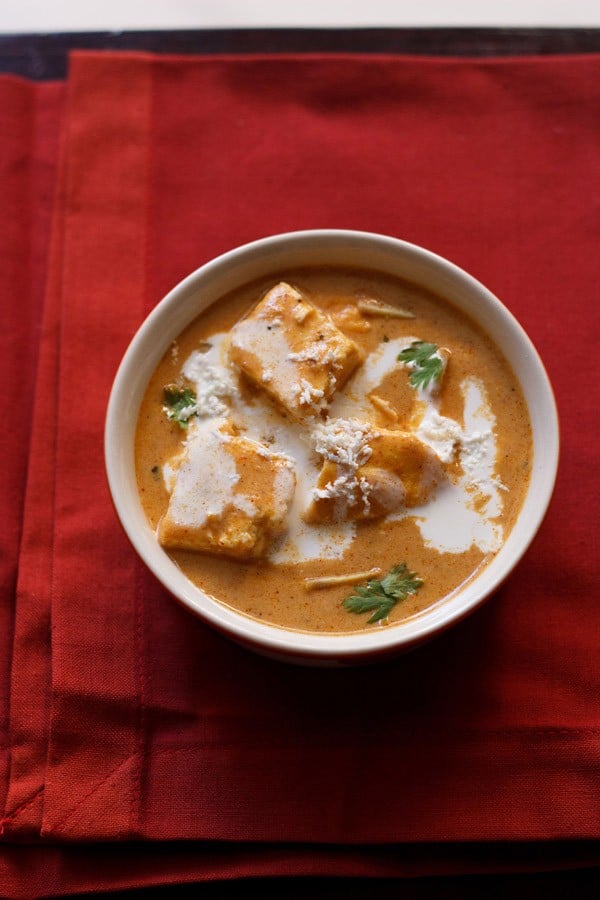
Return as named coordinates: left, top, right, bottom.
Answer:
left=0, top=27, right=599, bottom=80
left=64, top=868, right=600, bottom=900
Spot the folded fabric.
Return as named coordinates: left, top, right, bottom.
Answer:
left=0, top=75, right=63, bottom=838
left=1, top=48, right=599, bottom=891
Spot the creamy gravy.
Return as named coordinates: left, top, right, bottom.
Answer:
left=135, top=268, right=532, bottom=633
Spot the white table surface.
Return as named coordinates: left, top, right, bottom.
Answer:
left=1, top=0, right=599, bottom=32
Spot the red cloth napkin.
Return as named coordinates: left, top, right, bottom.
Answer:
left=1, top=49, right=599, bottom=895
left=0, top=75, right=63, bottom=839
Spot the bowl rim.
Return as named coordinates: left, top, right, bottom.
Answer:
left=104, top=228, right=559, bottom=662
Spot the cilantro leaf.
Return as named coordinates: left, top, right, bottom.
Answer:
left=162, top=384, right=198, bottom=429
left=398, top=341, right=443, bottom=389
left=342, top=563, right=423, bottom=624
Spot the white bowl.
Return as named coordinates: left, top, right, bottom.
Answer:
left=104, top=230, right=559, bottom=665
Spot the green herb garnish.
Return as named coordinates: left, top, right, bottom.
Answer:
left=162, top=384, right=198, bottom=429
left=342, top=564, right=423, bottom=624
left=398, top=341, right=443, bottom=390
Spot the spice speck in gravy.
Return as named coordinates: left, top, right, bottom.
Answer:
left=135, top=269, right=532, bottom=633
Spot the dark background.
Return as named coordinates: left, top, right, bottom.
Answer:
left=1, top=27, right=599, bottom=80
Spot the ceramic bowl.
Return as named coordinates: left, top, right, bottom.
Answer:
left=104, top=230, right=559, bottom=665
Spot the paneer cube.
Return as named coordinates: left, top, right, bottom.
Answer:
left=229, top=282, right=363, bottom=420
left=305, top=421, right=443, bottom=524
left=158, top=422, right=295, bottom=559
